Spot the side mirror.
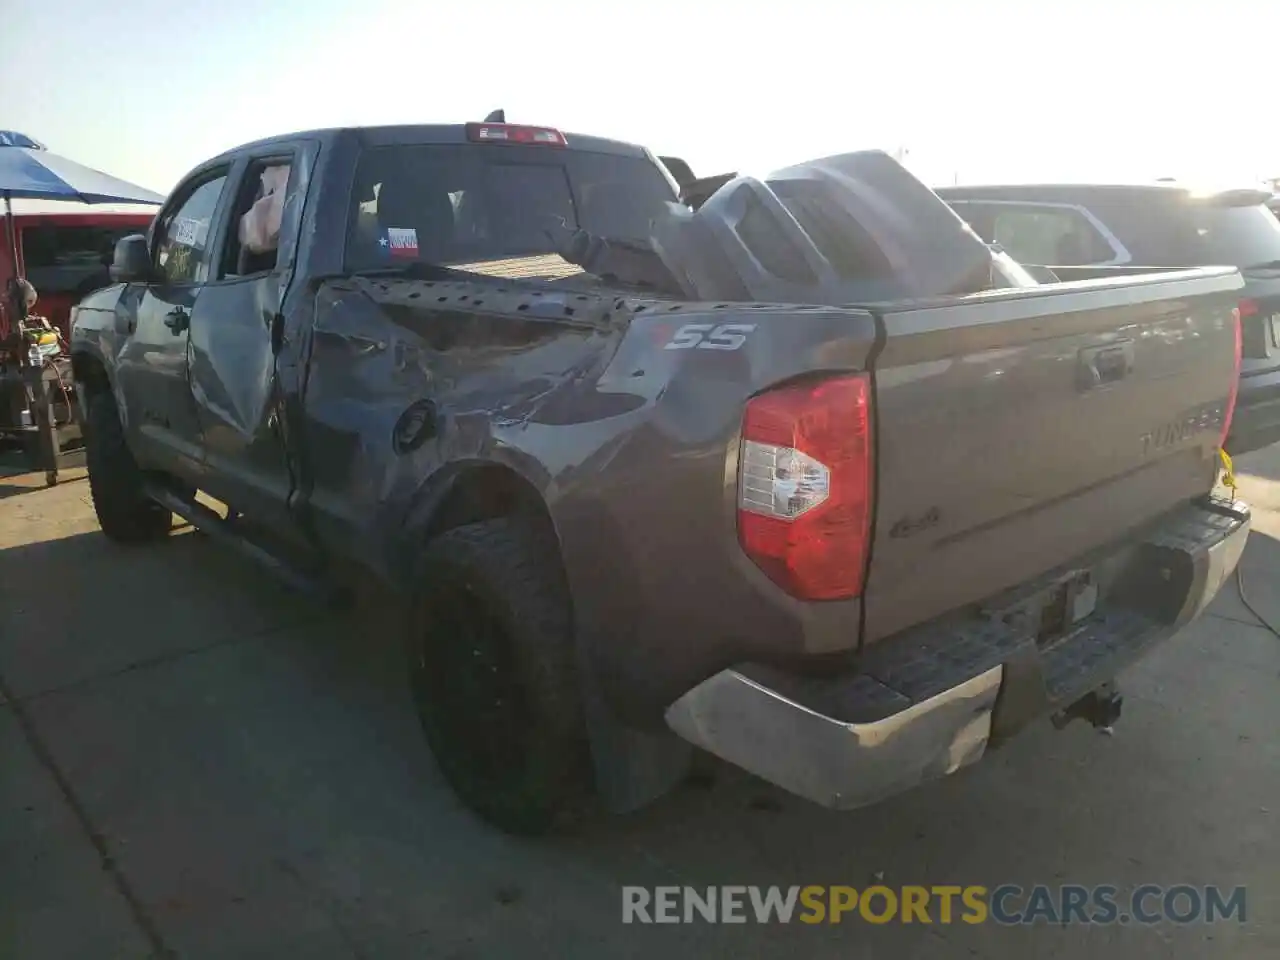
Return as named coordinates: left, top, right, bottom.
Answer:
left=109, top=234, right=153, bottom=283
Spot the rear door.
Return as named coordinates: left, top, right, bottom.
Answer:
left=863, top=270, right=1241, bottom=643
left=187, top=140, right=316, bottom=534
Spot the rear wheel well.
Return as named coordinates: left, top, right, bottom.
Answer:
left=425, top=464, right=560, bottom=553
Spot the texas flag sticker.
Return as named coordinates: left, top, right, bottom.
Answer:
left=382, top=226, right=419, bottom=259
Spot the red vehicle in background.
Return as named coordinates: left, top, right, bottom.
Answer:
left=0, top=200, right=153, bottom=473
left=0, top=199, right=154, bottom=340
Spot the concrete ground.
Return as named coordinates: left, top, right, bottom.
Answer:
left=1, top=451, right=1278, bottom=959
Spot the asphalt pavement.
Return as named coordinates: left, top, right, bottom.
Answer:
left=2, top=449, right=1278, bottom=959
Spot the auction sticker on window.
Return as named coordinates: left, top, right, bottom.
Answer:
left=172, top=217, right=203, bottom=247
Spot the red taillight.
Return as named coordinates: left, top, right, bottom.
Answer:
left=737, top=374, right=873, bottom=601
left=1238, top=298, right=1259, bottom=320
left=1220, top=305, right=1243, bottom=449
left=465, top=122, right=567, bottom=147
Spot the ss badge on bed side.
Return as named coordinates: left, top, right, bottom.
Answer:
left=664, top=323, right=756, bottom=351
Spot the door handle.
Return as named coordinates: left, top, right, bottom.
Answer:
left=270, top=312, right=285, bottom=354
left=1077, top=339, right=1134, bottom=391
left=163, top=307, right=189, bottom=334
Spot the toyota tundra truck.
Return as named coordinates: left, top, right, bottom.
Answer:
left=69, top=120, right=1250, bottom=834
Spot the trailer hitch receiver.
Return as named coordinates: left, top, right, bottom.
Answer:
left=1051, top=681, right=1123, bottom=734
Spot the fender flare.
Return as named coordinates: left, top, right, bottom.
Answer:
left=393, top=453, right=556, bottom=576
left=68, top=342, right=119, bottom=415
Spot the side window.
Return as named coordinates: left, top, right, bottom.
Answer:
left=990, top=205, right=1115, bottom=266
left=154, top=174, right=229, bottom=284
left=220, top=158, right=294, bottom=279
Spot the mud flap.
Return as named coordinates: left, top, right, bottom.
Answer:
left=575, top=650, right=693, bottom=813
left=986, top=641, right=1050, bottom=746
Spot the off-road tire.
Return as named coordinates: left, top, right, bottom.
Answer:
left=408, top=518, right=592, bottom=835
left=84, top=390, right=172, bottom=542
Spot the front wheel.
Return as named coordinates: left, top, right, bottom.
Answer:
left=408, top=518, right=592, bottom=835
left=84, top=390, right=172, bottom=542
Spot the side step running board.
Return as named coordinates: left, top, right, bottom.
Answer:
left=146, top=484, right=348, bottom=607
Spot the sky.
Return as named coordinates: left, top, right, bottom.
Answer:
left=4, top=0, right=1279, bottom=197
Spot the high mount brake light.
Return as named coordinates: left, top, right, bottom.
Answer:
left=737, top=374, right=873, bottom=601
left=1220, top=305, right=1243, bottom=450
left=465, top=122, right=567, bottom=147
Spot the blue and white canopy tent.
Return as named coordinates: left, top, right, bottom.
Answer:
left=0, top=131, right=163, bottom=287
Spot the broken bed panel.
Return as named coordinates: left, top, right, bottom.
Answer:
left=647, top=150, right=1038, bottom=304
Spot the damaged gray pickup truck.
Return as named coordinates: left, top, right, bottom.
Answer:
left=69, top=119, right=1250, bottom=834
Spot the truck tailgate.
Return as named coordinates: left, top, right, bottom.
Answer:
left=863, top=267, right=1242, bottom=642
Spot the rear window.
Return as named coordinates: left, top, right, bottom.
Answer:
left=1181, top=203, right=1280, bottom=268
left=1087, top=194, right=1280, bottom=270
left=345, top=144, right=676, bottom=274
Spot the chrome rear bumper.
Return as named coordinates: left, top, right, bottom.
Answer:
left=665, top=499, right=1250, bottom=810
left=667, top=664, right=1002, bottom=810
